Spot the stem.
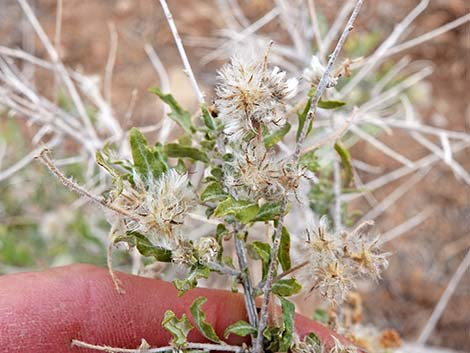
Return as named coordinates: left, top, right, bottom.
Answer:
left=256, top=261, right=309, bottom=290
left=72, top=340, right=246, bottom=353
left=206, top=262, right=242, bottom=277
left=157, top=0, right=205, bottom=104
left=254, top=1, right=365, bottom=352
left=253, top=199, right=287, bottom=352
left=234, top=230, right=259, bottom=328
left=293, top=0, right=365, bottom=163
left=37, top=149, right=140, bottom=222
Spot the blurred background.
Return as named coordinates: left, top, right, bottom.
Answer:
left=0, top=0, right=469, bottom=351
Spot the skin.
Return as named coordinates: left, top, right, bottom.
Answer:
left=0, top=264, right=352, bottom=353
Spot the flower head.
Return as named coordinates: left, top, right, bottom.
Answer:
left=110, top=169, right=193, bottom=249
left=303, top=55, right=337, bottom=88
left=216, top=53, right=298, bottom=140
left=300, top=218, right=389, bottom=304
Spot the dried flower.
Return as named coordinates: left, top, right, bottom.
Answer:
left=329, top=337, right=358, bottom=353
left=110, top=169, right=193, bottom=248
left=303, top=55, right=337, bottom=88
left=225, top=142, right=302, bottom=201
left=216, top=53, right=298, bottom=140
left=172, top=238, right=197, bottom=265
left=300, top=218, right=389, bottom=303
left=194, top=236, right=220, bottom=263
left=344, top=221, right=390, bottom=280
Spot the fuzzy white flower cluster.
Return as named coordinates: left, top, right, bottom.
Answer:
left=111, top=169, right=193, bottom=248
left=299, top=217, right=389, bottom=303
left=303, top=55, right=338, bottom=88
left=225, top=141, right=303, bottom=201
left=216, top=54, right=298, bottom=140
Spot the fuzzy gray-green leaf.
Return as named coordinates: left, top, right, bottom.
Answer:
left=251, top=202, right=282, bottom=222
left=163, top=143, right=209, bottom=163
left=190, top=297, right=222, bottom=343
left=161, top=310, right=193, bottom=346
left=317, top=99, right=346, bottom=109
left=264, top=122, right=291, bottom=148
left=213, top=197, right=259, bottom=224
left=149, top=87, right=194, bottom=134
left=200, top=182, right=227, bottom=202
left=279, top=298, right=295, bottom=352
left=224, top=320, right=256, bottom=339
left=129, top=128, right=167, bottom=181
left=272, top=278, right=301, bottom=297
left=278, top=226, right=291, bottom=272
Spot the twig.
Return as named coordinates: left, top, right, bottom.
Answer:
left=157, top=0, right=204, bottom=104
left=104, top=22, right=118, bottom=105
left=144, top=44, right=172, bottom=143
left=0, top=136, right=60, bottom=183
left=293, top=0, right=364, bottom=162
left=17, top=0, right=100, bottom=145
left=206, top=262, right=241, bottom=277
left=36, top=149, right=140, bottom=222
left=254, top=199, right=288, bottom=352
left=417, top=249, right=470, bottom=344
left=333, top=160, right=342, bottom=232
left=340, top=0, right=430, bottom=97
left=107, top=226, right=125, bottom=294
left=379, top=209, right=432, bottom=244
left=72, top=340, right=246, bottom=353
left=307, top=0, right=324, bottom=58
left=350, top=125, right=414, bottom=167
left=357, top=167, right=430, bottom=225
left=234, top=230, right=259, bottom=328
left=382, top=13, right=470, bottom=59
left=256, top=261, right=309, bottom=290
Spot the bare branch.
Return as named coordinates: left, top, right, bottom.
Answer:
left=157, top=0, right=205, bottom=104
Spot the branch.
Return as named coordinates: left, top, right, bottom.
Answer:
left=293, top=0, right=364, bottom=162
left=72, top=340, right=246, bottom=353
left=36, top=149, right=140, bottom=222
left=417, top=249, right=470, bottom=344
left=234, top=228, right=259, bottom=328
left=157, top=0, right=204, bottom=104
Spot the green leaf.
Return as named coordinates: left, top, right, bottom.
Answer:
left=149, top=87, right=194, bottom=134
left=247, top=241, right=271, bottom=264
left=313, top=309, right=329, bottom=324
left=125, top=231, right=172, bottom=262
left=213, top=197, right=259, bottom=224
left=95, top=151, right=120, bottom=178
left=174, top=265, right=210, bottom=296
left=190, top=297, right=222, bottom=343
left=299, top=150, right=320, bottom=173
left=272, top=278, right=301, bottom=297
left=200, top=182, right=227, bottom=202
left=264, top=123, right=291, bottom=148
left=224, top=320, right=256, bottom=339
left=334, top=142, right=354, bottom=186
left=163, top=143, right=209, bottom=163
left=279, top=298, right=295, bottom=352
left=296, top=97, right=314, bottom=141
left=201, top=103, right=216, bottom=130
left=251, top=202, right=282, bottom=222
left=317, top=99, right=346, bottom=109
left=278, top=227, right=291, bottom=272
left=161, top=310, right=193, bottom=346
left=129, top=128, right=167, bottom=181
left=247, top=241, right=271, bottom=279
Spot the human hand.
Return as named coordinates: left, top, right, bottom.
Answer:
left=0, top=264, right=352, bottom=352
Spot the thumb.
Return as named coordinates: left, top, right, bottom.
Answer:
left=0, top=264, right=350, bottom=352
